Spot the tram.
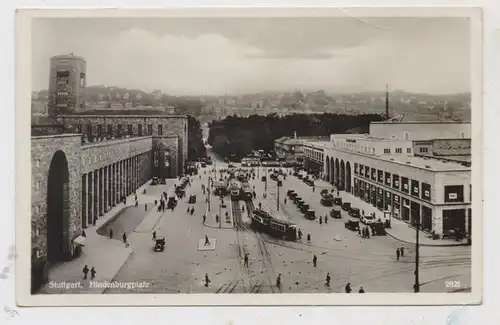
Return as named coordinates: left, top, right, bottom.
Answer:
left=241, top=182, right=253, bottom=201
left=250, top=209, right=297, bottom=241
left=228, top=179, right=242, bottom=200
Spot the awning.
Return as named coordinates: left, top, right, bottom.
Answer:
left=73, top=236, right=86, bottom=246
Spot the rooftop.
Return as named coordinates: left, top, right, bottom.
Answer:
left=312, top=141, right=470, bottom=172
left=371, top=120, right=471, bottom=125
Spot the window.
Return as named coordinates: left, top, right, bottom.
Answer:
left=422, top=182, right=431, bottom=201
left=128, top=124, right=132, bottom=135
left=77, top=124, right=82, bottom=133
left=407, top=148, right=412, bottom=154
left=97, top=125, right=102, bottom=138
left=401, top=177, right=409, bottom=193
left=385, top=172, right=391, bottom=186
left=354, top=163, right=359, bottom=174
left=56, top=70, right=70, bottom=78
left=87, top=124, right=92, bottom=137
left=36, top=180, right=40, bottom=190
left=393, top=175, right=400, bottom=189
left=404, top=132, right=410, bottom=140
left=138, top=125, right=143, bottom=136
left=384, top=148, right=391, bottom=154
left=445, top=185, right=464, bottom=203
left=395, top=148, right=402, bottom=153
left=158, top=125, right=163, bottom=136
left=148, top=124, right=153, bottom=135
left=411, top=179, right=420, bottom=197
left=117, top=124, right=123, bottom=137
left=377, top=170, right=383, bottom=183
left=107, top=125, right=112, bottom=137
left=419, top=147, right=428, bottom=153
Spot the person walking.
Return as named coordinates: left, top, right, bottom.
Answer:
left=90, top=266, right=96, bottom=280
left=325, top=272, right=331, bottom=287
left=319, top=216, right=323, bottom=225
left=366, top=227, right=370, bottom=239
left=345, top=282, right=352, bottom=293
left=203, top=215, right=206, bottom=224
left=313, top=254, right=318, bottom=267
left=276, top=274, right=282, bottom=289
left=396, top=248, right=400, bottom=261
left=400, top=245, right=405, bottom=257
left=82, top=265, right=89, bottom=280
left=325, top=215, right=328, bottom=224
left=152, top=230, right=156, bottom=240
left=123, top=233, right=129, bottom=247
left=284, top=198, right=287, bottom=204
left=358, top=227, right=362, bottom=237
left=307, top=233, right=311, bottom=242
left=204, top=273, right=211, bottom=287
left=109, top=228, right=114, bottom=239
left=244, top=253, right=249, bottom=267
left=205, top=235, right=210, bottom=246
left=358, top=286, right=365, bottom=293
left=145, top=203, right=147, bottom=211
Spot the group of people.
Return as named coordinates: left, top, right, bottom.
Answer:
left=82, top=265, right=97, bottom=280
left=359, top=226, right=371, bottom=239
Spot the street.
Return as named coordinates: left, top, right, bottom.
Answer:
left=105, top=147, right=471, bottom=293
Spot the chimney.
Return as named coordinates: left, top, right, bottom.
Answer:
left=385, top=84, right=389, bottom=119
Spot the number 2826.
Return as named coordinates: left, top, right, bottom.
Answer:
left=445, top=281, right=461, bottom=288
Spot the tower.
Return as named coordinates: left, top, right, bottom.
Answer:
left=48, top=53, right=87, bottom=116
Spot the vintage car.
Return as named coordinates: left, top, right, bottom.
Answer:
left=154, top=237, right=166, bottom=252
left=167, top=196, right=177, bottom=210
left=299, top=204, right=310, bottom=213
left=305, top=209, right=316, bottom=220
left=370, top=221, right=387, bottom=235
left=361, top=215, right=376, bottom=225
left=320, top=189, right=329, bottom=196
left=344, top=219, right=360, bottom=231
left=151, top=177, right=159, bottom=185
left=320, top=197, right=334, bottom=207
left=188, top=195, right=196, bottom=204
left=287, top=190, right=296, bottom=197
left=201, top=163, right=207, bottom=168
left=341, top=202, right=351, bottom=211
left=349, top=207, right=361, bottom=218
left=330, top=207, right=342, bottom=219
left=334, top=197, right=343, bottom=206
left=261, top=176, right=267, bottom=182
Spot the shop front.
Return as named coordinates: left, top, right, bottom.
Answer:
left=421, top=205, right=432, bottom=232
left=410, top=201, right=421, bottom=227
left=402, top=198, right=410, bottom=222
left=442, top=208, right=466, bottom=235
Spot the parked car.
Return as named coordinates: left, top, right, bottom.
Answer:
left=305, top=210, right=316, bottom=220
left=188, top=195, right=196, bottom=204
left=320, top=197, right=334, bottom=207
left=261, top=176, right=266, bottom=182
left=370, top=221, right=387, bottom=235
left=299, top=204, right=310, bottom=213
left=330, top=207, right=342, bottom=219
left=287, top=190, right=295, bottom=197
left=361, top=214, right=376, bottom=225
left=345, top=219, right=360, bottom=231
left=201, top=163, right=206, bottom=168
left=341, top=202, right=351, bottom=211
left=349, top=207, right=360, bottom=218
left=334, top=197, right=343, bottom=206
left=151, top=177, right=159, bottom=185
left=320, top=189, right=329, bottom=196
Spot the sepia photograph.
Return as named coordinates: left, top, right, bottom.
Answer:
left=17, top=7, right=482, bottom=306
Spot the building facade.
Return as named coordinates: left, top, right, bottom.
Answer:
left=307, top=122, right=472, bottom=239
left=48, top=54, right=87, bottom=115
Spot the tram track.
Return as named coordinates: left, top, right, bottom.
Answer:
left=231, top=199, right=248, bottom=293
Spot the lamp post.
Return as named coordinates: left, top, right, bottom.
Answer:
left=219, top=202, right=222, bottom=228
left=207, top=177, right=211, bottom=212
left=277, top=179, right=280, bottom=211
left=414, top=221, right=420, bottom=293
left=265, top=168, right=268, bottom=194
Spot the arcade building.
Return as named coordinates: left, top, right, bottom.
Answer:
left=31, top=114, right=188, bottom=292
left=305, top=121, right=472, bottom=239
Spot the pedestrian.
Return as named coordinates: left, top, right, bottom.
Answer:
left=400, top=245, right=405, bottom=257
left=313, top=254, right=317, bottom=267
left=82, top=265, right=89, bottom=280
left=362, top=209, right=365, bottom=216
left=145, top=203, right=147, bottom=211
left=325, top=272, right=331, bottom=287
left=216, top=215, right=219, bottom=224
left=90, top=266, right=96, bottom=280
left=358, top=227, right=362, bottom=237
left=396, top=248, right=400, bottom=261
left=244, top=253, right=249, bottom=267
left=155, top=200, right=157, bottom=206
left=325, top=215, right=328, bottom=224
left=345, top=282, right=352, bottom=293
left=187, top=207, right=190, bottom=213
left=337, top=190, right=339, bottom=196
left=153, top=230, right=156, bottom=240
left=276, top=274, right=282, bottom=289
left=204, top=273, right=211, bottom=287
left=298, top=229, right=302, bottom=240
left=359, top=286, right=365, bottom=293
left=93, top=215, right=97, bottom=226
left=135, top=200, right=138, bottom=207
left=205, top=235, right=210, bottom=246
left=366, top=227, right=370, bottom=239
left=312, top=187, right=315, bottom=192
left=203, top=215, right=206, bottom=224
left=123, top=233, right=129, bottom=247
left=109, top=228, right=113, bottom=239
left=284, top=198, right=287, bottom=204
left=319, top=216, right=323, bottom=225
left=191, top=207, right=195, bottom=215
left=307, top=233, right=311, bottom=242
left=82, top=229, right=86, bottom=237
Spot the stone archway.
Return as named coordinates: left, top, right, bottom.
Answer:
left=325, top=156, right=331, bottom=182
left=334, top=158, right=340, bottom=188
left=346, top=161, right=352, bottom=193
left=46, top=150, right=70, bottom=263
left=340, top=160, right=345, bottom=191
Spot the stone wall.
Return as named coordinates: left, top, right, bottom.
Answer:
left=56, top=115, right=188, bottom=171
left=31, top=134, right=82, bottom=262
left=80, top=136, right=152, bottom=174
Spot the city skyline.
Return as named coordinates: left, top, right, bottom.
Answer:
left=32, top=17, right=471, bottom=96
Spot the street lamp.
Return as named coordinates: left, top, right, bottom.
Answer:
left=207, top=177, right=211, bottom=212
left=414, top=221, right=420, bottom=293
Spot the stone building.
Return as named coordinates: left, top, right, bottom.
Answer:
left=31, top=114, right=188, bottom=292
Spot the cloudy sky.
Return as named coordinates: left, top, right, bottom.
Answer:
left=31, top=17, right=471, bottom=95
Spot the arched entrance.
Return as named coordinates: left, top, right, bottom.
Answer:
left=46, top=150, right=70, bottom=263
left=325, top=156, right=330, bottom=182
left=334, top=158, right=340, bottom=188
left=346, top=161, right=352, bottom=193
left=340, top=160, right=345, bottom=191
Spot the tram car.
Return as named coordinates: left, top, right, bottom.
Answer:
left=228, top=179, right=242, bottom=200
left=250, top=209, right=297, bottom=241
left=237, top=171, right=247, bottom=182
left=213, top=181, right=228, bottom=196
left=241, top=182, right=253, bottom=201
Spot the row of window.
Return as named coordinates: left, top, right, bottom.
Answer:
left=383, top=148, right=411, bottom=154
left=78, top=123, right=166, bottom=137
left=57, top=91, right=69, bottom=96
left=419, top=147, right=429, bottom=153
left=353, top=162, right=468, bottom=203
left=304, top=148, right=324, bottom=161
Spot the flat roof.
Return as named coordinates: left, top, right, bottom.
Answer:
left=371, top=121, right=471, bottom=125
left=315, top=141, right=470, bottom=172
left=58, top=114, right=187, bottom=119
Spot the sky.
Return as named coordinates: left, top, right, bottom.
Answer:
left=31, top=17, right=471, bottom=95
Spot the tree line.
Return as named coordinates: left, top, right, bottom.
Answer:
left=207, top=113, right=384, bottom=159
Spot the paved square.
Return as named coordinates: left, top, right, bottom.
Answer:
left=198, top=238, right=217, bottom=251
